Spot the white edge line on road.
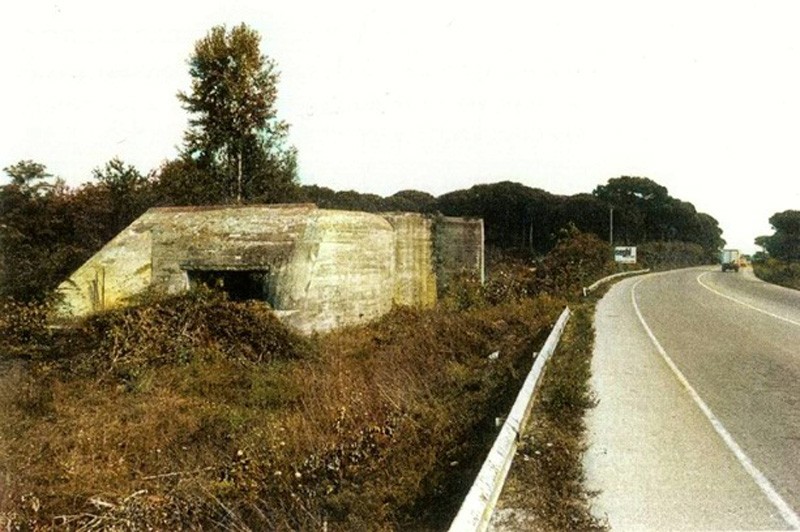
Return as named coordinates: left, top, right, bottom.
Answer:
left=631, top=277, right=800, bottom=530
left=697, top=272, right=800, bottom=328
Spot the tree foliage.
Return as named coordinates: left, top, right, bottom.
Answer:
left=0, top=159, right=155, bottom=301
left=92, top=157, right=153, bottom=230
left=384, top=189, right=437, bottom=213
left=1, top=163, right=78, bottom=300
left=175, top=23, right=297, bottom=203
left=437, top=181, right=557, bottom=252
left=4, top=160, right=52, bottom=188
left=756, top=210, right=800, bottom=262
left=292, top=178, right=723, bottom=261
left=592, top=176, right=723, bottom=253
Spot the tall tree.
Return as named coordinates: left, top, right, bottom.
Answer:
left=177, top=23, right=296, bottom=203
left=436, top=181, right=556, bottom=252
left=757, top=210, right=800, bottom=262
left=593, top=176, right=670, bottom=244
left=3, top=160, right=53, bottom=193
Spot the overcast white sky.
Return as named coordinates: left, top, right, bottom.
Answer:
left=2, top=1, right=799, bottom=253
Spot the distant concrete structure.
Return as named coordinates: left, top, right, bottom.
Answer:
left=55, top=204, right=484, bottom=333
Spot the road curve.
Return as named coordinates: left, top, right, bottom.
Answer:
left=584, top=267, right=800, bottom=530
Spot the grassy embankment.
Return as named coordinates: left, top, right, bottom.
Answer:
left=2, top=229, right=674, bottom=530
left=753, top=259, right=800, bottom=291
left=0, top=281, right=566, bottom=530
left=493, top=295, right=608, bottom=531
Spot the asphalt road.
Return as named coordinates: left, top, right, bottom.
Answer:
left=584, top=267, right=800, bottom=530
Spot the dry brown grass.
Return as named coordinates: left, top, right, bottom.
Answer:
left=1, top=229, right=620, bottom=530
left=0, top=287, right=565, bottom=530
left=492, top=301, right=607, bottom=531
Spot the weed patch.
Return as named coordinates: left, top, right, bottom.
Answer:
left=492, top=302, right=607, bottom=531
left=0, top=288, right=565, bottom=530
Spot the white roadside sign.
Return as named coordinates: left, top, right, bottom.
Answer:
left=614, top=246, right=637, bottom=264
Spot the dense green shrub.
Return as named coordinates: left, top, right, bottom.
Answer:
left=753, top=258, right=800, bottom=290
left=637, top=241, right=712, bottom=270
left=534, top=225, right=615, bottom=298
left=75, top=288, right=307, bottom=375
left=440, top=227, right=616, bottom=310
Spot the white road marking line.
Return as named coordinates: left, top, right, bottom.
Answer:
left=631, top=277, right=800, bottom=530
left=697, top=272, right=800, bottom=327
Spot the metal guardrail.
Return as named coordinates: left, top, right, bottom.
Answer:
left=449, top=307, right=572, bottom=532
left=583, top=268, right=651, bottom=296
left=450, top=269, right=651, bottom=531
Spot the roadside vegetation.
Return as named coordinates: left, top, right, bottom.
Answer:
left=753, top=210, right=800, bottom=290
left=636, top=241, right=712, bottom=271
left=0, top=293, right=561, bottom=529
left=0, top=229, right=616, bottom=530
left=493, top=299, right=608, bottom=531
left=752, top=259, right=800, bottom=290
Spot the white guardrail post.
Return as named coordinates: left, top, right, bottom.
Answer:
left=449, top=307, right=572, bottom=532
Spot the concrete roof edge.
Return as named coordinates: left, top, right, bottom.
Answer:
left=145, top=203, right=319, bottom=214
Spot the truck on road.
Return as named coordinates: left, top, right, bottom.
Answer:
left=720, top=249, right=741, bottom=272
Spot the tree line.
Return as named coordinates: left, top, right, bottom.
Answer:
left=0, top=23, right=725, bottom=303
left=0, top=166, right=725, bottom=302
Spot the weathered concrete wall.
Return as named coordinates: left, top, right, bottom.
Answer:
left=435, top=217, right=485, bottom=292
left=147, top=204, right=315, bottom=296
left=278, top=209, right=395, bottom=333
left=56, top=211, right=158, bottom=317
left=383, top=213, right=437, bottom=309
left=55, top=205, right=483, bottom=334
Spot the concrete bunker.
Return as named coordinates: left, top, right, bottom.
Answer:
left=55, top=204, right=484, bottom=334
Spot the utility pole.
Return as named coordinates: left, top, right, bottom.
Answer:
left=609, top=207, right=614, bottom=246
left=237, top=151, right=243, bottom=204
